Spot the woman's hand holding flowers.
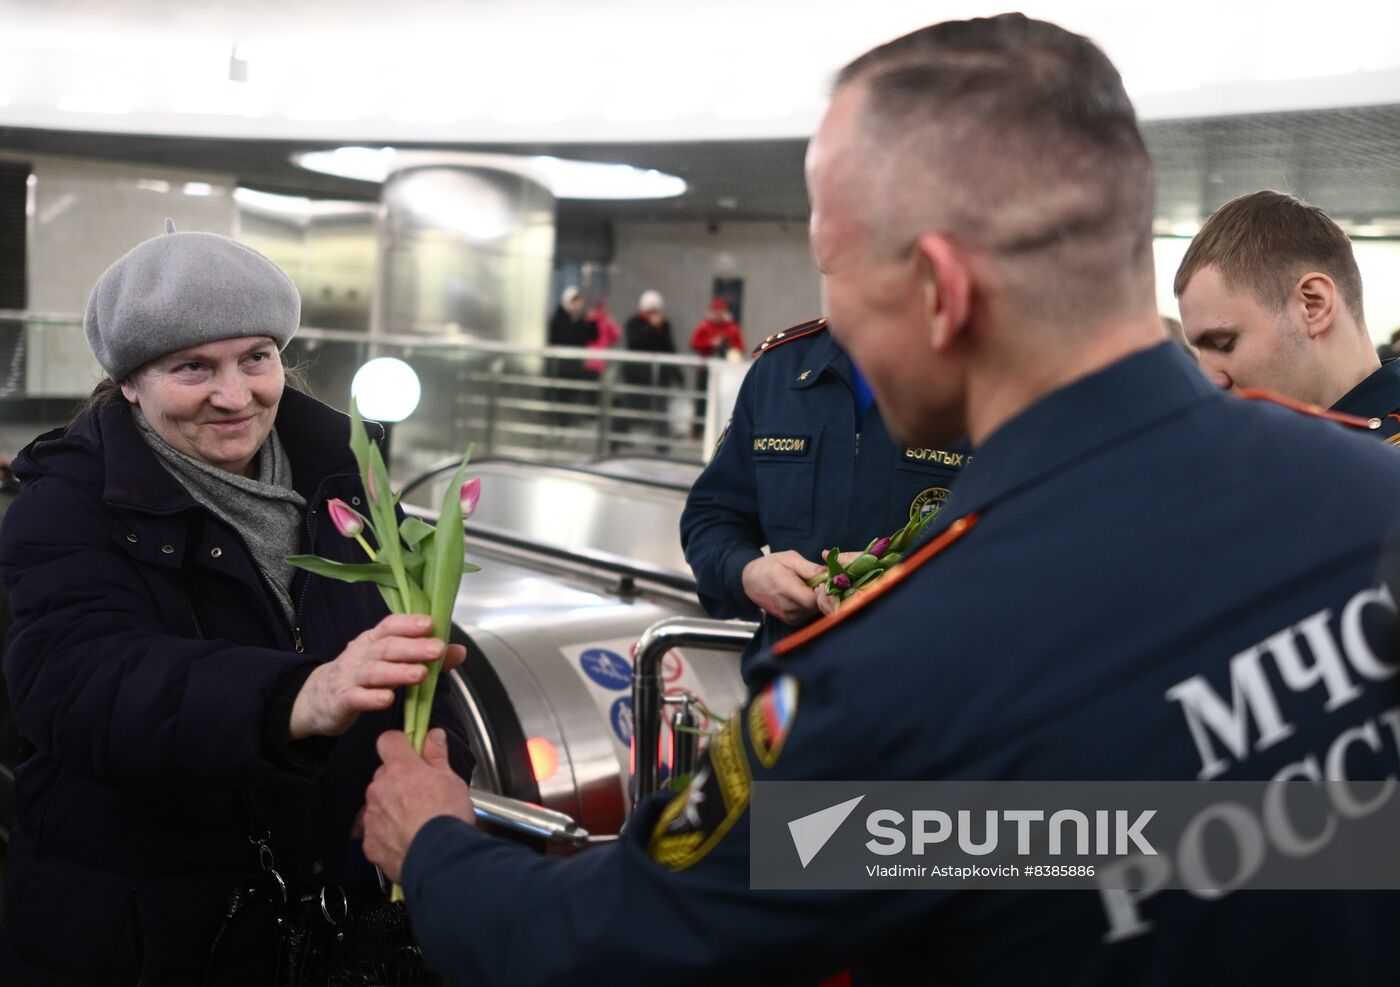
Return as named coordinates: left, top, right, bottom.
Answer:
left=290, top=613, right=466, bottom=739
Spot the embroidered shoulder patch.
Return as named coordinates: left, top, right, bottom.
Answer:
left=747, top=675, right=799, bottom=769
left=648, top=715, right=751, bottom=870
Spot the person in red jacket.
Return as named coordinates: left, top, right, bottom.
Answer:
left=690, top=297, right=746, bottom=358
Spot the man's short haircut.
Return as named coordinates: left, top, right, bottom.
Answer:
left=1173, top=191, right=1366, bottom=327
left=833, top=14, right=1156, bottom=323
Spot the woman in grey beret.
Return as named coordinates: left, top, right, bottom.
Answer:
left=0, top=224, right=475, bottom=984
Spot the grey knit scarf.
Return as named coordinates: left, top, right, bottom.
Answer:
left=132, top=407, right=307, bottom=623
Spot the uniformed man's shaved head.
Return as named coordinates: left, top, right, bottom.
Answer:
left=832, top=14, right=1156, bottom=328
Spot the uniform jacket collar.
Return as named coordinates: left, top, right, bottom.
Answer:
left=1331, top=359, right=1400, bottom=422
left=943, top=343, right=1219, bottom=518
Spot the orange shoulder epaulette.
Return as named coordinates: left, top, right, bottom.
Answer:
left=1238, top=389, right=1376, bottom=430
left=773, top=513, right=981, bottom=657
left=751, top=317, right=827, bottom=359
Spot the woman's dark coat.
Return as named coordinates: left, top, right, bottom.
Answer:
left=0, top=388, right=473, bottom=985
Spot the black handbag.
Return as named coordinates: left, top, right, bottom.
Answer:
left=180, top=588, right=438, bottom=986
left=204, top=802, right=439, bottom=987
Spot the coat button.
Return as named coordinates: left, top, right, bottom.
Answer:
left=161, top=545, right=174, bottom=555
left=1369, top=418, right=1383, bottom=429
left=210, top=547, right=223, bottom=559
left=126, top=533, right=138, bottom=543
left=351, top=496, right=361, bottom=506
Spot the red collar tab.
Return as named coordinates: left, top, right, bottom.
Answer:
left=1237, top=389, right=1374, bottom=429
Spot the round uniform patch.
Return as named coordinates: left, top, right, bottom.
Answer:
left=909, top=486, right=950, bottom=521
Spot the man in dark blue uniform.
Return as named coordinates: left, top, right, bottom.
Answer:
left=680, top=317, right=964, bottom=676
left=1176, top=190, right=1400, bottom=439
left=363, top=15, right=1400, bottom=986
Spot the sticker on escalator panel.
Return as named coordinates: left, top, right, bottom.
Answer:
left=559, top=635, right=723, bottom=802
left=580, top=648, right=633, bottom=690
left=610, top=696, right=634, bottom=746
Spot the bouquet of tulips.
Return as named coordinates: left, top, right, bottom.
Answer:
left=287, top=399, right=480, bottom=755
left=805, top=507, right=943, bottom=602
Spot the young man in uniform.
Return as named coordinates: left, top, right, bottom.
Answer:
left=1176, top=190, right=1400, bottom=437
left=363, top=16, right=1400, bottom=985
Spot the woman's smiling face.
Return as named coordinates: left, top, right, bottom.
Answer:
left=120, top=335, right=285, bottom=477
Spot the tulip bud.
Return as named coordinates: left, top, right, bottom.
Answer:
left=869, top=536, right=891, bottom=558
left=366, top=470, right=379, bottom=502
left=460, top=477, right=481, bottom=518
left=832, top=573, right=852, bottom=590
left=327, top=498, right=364, bottom=538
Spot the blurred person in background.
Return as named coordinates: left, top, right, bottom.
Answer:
left=583, top=294, right=622, bottom=376
left=620, top=290, right=683, bottom=451
left=0, top=224, right=472, bottom=984
left=688, top=297, right=748, bottom=438
left=689, top=297, right=746, bottom=358
left=546, top=285, right=599, bottom=417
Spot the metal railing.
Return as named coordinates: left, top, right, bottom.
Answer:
left=0, top=312, right=738, bottom=475
left=630, top=616, right=760, bottom=810
left=473, top=790, right=590, bottom=848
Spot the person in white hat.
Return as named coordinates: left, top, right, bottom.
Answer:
left=620, top=289, right=683, bottom=449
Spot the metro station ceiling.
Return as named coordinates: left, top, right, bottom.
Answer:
left=5, top=103, right=1400, bottom=233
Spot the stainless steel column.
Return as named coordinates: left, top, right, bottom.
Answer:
left=374, top=166, right=556, bottom=343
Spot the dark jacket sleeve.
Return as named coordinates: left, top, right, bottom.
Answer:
left=0, top=475, right=321, bottom=789
left=680, top=365, right=764, bottom=620
left=399, top=675, right=914, bottom=987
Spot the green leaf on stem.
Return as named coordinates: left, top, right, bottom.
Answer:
left=410, top=446, right=474, bottom=751
left=286, top=555, right=401, bottom=587
left=852, top=568, right=884, bottom=590
left=400, top=516, right=436, bottom=549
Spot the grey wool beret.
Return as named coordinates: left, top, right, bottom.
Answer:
left=84, top=220, right=301, bottom=381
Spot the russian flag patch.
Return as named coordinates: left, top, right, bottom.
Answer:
left=748, top=674, right=799, bottom=769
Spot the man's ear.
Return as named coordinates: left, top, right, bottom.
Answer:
left=1295, top=272, right=1338, bottom=339
left=119, top=379, right=139, bottom=404
left=915, top=233, right=970, bottom=352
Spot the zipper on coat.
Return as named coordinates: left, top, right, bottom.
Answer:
left=289, top=469, right=359, bottom=655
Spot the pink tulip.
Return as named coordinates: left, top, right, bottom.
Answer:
left=327, top=498, right=365, bottom=538
left=366, top=470, right=379, bottom=502
left=869, top=536, right=891, bottom=558
left=460, top=478, right=481, bottom=518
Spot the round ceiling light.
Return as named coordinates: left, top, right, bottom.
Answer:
left=293, top=147, right=686, bottom=201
